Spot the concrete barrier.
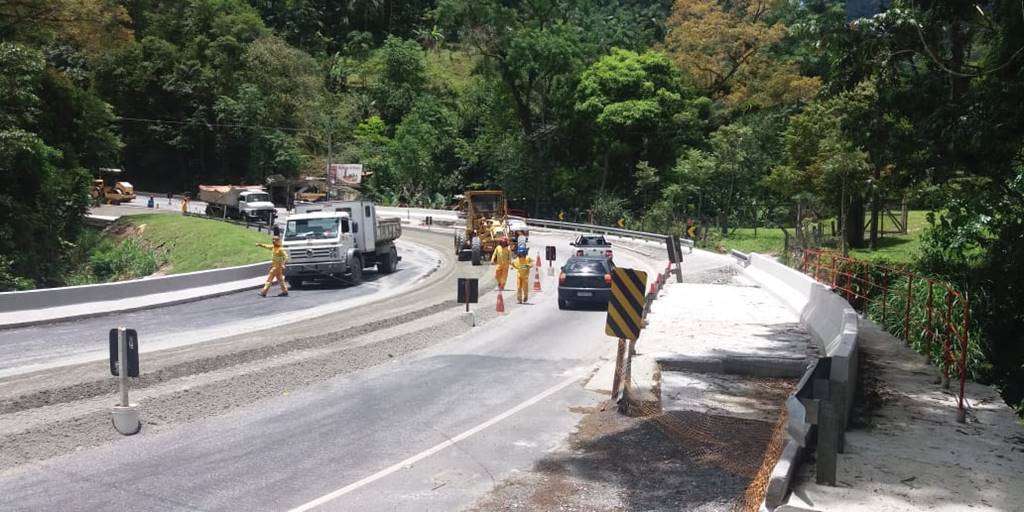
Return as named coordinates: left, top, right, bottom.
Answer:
left=0, top=262, right=267, bottom=313
left=740, top=253, right=859, bottom=508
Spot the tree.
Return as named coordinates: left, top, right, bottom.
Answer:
left=663, top=0, right=820, bottom=111
left=575, top=48, right=707, bottom=194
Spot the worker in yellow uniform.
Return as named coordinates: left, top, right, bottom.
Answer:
left=512, top=243, right=533, bottom=304
left=491, top=237, right=511, bottom=290
left=256, top=235, right=289, bottom=297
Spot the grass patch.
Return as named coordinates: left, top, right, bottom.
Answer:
left=122, top=214, right=271, bottom=274
left=711, top=210, right=931, bottom=263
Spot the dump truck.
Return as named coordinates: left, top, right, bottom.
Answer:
left=198, top=185, right=277, bottom=224
left=91, top=168, right=135, bottom=205
left=454, top=190, right=510, bottom=264
left=282, top=200, right=401, bottom=287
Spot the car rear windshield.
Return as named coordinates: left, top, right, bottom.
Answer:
left=565, top=260, right=606, bottom=273
left=578, top=236, right=606, bottom=246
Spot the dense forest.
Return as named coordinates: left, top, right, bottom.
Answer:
left=1, top=0, right=1023, bottom=411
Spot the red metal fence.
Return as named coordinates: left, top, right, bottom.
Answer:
left=798, top=249, right=972, bottom=422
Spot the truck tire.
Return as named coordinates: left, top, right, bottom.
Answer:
left=377, top=247, right=398, bottom=274
left=349, top=256, right=363, bottom=285
left=471, top=247, right=481, bottom=266
left=287, top=277, right=303, bottom=290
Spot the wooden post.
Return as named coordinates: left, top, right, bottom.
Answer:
left=619, top=338, right=635, bottom=415
left=610, top=338, right=626, bottom=402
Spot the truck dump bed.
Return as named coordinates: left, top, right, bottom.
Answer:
left=377, top=218, right=401, bottom=244
left=197, top=185, right=263, bottom=205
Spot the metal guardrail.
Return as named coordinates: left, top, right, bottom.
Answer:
left=525, top=218, right=695, bottom=250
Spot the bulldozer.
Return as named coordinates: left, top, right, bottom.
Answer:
left=91, top=168, right=135, bottom=205
left=454, top=190, right=511, bottom=264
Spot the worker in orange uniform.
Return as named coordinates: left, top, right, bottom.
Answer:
left=256, top=235, right=289, bottom=297
left=491, top=237, right=511, bottom=290
left=512, top=243, right=533, bottom=304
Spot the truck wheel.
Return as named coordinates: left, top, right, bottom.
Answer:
left=377, top=247, right=398, bottom=274
left=287, top=278, right=303, bottom=290
left=471, top=247, right=481, bottom=266
left=349, top=257, right=363, bottom=285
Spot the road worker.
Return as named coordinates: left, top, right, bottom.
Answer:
left=491, top=237, right=511, bottom=290
left=256, top=235, right=289, bottom=297
left=512, top=243, right=533, bottom=304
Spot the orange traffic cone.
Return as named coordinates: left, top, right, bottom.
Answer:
left=496, top=292, right=505, bottom=314
left=533, top=267, right=542, bottom=292
left=535, top=251, right=542, bottom=268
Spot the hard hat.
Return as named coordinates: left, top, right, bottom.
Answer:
left=517, top=243, right=527, bottom=255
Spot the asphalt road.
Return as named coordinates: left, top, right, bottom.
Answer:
left=0, top=236, right=441, bottom=377
left=0, top=230, right=730, bottom=511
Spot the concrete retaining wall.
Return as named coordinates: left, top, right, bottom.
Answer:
left=0, top=262, right=267, bottom=312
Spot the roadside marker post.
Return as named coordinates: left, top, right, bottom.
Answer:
left=667, top=235, right=684, bottom=283
left=604, top=268, right=648, bottom=415
left=109, top=327, right=141, bottom=435
left=457, top=278, right=479, bottom=312
left=545, top=246, right=556, bottom=276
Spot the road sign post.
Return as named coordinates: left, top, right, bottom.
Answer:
left=545, top=246, right=556, bottom=275
left=604, top=268, right=648, bottom=413
left=457, top=278, right=479, bottom=312
left=109, top=327, right=141, bottom=435
left=672, top=235, right=683, bottom=283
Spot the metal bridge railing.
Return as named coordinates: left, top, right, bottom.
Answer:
left=798, top=248, right=972, bottom=422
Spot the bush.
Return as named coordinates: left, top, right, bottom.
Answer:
left=866, top=275, right=989, bottom=382
left=88, top=238, right=164, bottom=281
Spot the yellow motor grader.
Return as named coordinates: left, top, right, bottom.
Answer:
left=454, top=190, right=510, bottom=264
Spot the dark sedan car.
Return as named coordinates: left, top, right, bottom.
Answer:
left=558, top=256, right=615, bottom=310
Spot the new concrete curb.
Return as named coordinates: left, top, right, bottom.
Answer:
left=0, top=279, right=264, bottom=330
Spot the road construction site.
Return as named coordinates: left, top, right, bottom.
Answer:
left=0, top=203, right=1021, bottom=512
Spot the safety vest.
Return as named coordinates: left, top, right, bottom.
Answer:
left=492, top=246, right=511, bottom=267
left=271, top=246, right=288, bottom=266
left=513, top=256, right=532, bottom=277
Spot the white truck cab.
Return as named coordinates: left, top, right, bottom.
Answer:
left=282, top=201, right=401, bottom=287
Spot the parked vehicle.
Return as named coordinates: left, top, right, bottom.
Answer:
left=198, top=185, right=277, bottom=224
left=282, top=200, right=401, bottom=288
left=570, top=234, right=613, bottom=260
left=557, top=256, right=615, bottom=309
left=91, top=168, right=135, bottom=205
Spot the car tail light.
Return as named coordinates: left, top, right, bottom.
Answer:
left=576, top=249, right=584, bottom=256
left=604, top=273, right=612, bottom=285
left=559, top=272, right=566, bottom=285
left=605, top=249, right=613, bottom=258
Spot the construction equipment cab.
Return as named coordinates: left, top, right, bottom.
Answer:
left=92, top=168, right=135, bottom=205
left=282, top=201, right=401, bottom=288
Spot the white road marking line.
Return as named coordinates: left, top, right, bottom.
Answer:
left=288, top=373, right=583, bottom=512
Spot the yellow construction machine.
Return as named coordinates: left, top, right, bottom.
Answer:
left=91, top=168, right=136, bottom=205
left=454, top=190, right=510, bottom=264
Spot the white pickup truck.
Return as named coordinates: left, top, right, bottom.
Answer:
left=282, top=200, right=401, bottom=287
left=570, top=234, right=613, bottom=260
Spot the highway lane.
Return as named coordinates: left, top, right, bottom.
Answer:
left=0, top=232, right=685, bottom=511
left=0, top=236, right=442, bottom=377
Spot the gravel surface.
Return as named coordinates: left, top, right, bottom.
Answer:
left=468, top=405, right=757, bottom=512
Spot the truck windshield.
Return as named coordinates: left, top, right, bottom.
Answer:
left=285, top=218, right=342, bottom=241
left=245, top=193, right=271, bottom=203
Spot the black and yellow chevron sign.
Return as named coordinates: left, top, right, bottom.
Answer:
left=605, top=267, right=648, bottom=341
